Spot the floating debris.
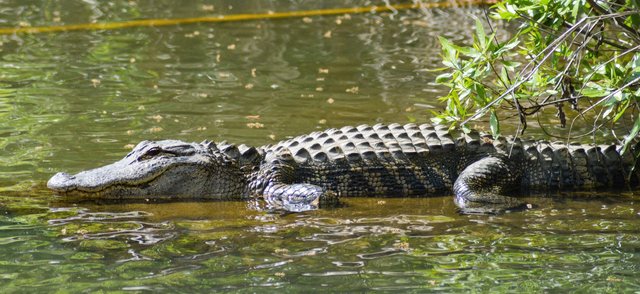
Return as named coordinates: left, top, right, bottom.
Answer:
left=394, top=241, right=410, bottom=251
left=318, top=68, right=329, bottom=74
left=327, top=98, right=335, bottom=104
left=345, top=86, right=359, bottom=94
left=323, top=30, right=332, bottom=38
left=246, top=122, right=264, bottom=129
left=148, top=126, right=163, bottom=133
left=148, top=115, right=163, bottom=122
left=52, top=11, right=61, bottom=22
left=90, top=79, right=100, bottom=87
left=185, top=31, right=200, bottom=38
left=201, top=4, right=214, bottom=12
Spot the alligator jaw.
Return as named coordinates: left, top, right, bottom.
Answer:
left=47, top=146, right=178, bottom=197
left=46, top=168, right=161, bottom=197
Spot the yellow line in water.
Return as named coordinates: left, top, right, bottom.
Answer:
left=0, top=0, right=494, bottom=35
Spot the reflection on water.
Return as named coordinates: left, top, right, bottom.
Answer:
left=0, top=0, right=639, bottom=291
left=2, top=192, right=639, bottom=291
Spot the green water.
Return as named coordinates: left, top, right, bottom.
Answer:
left=1, top=1, right=639, bottom=292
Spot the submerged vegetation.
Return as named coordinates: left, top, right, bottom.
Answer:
left=435, top=0, right=640, bottom=149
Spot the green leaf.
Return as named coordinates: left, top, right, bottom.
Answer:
left=602, top=104, right=615, bottom=119
left=613, top=100, right=630, bottom=122
left=474, top=18, right=487, bottom=50
left=571, top=0, right=582, bottom=20
left=435, top=73, right=452, bottom=84
left=438, top=36, right=454, bottom=52
left=501, top=60, right=522, bottom=72
left=474, top=83, right=487, bottom=104
left=492, top=3, right=519, bottom=20
left=495, top=39, right=520, bottom=55
left=430, top=116, right=444, bottom=125
left=490, top=110, right=500, bottom=137
left=461, top=124, right=471, bottom=134
left=622, top=115, right=640, bottom=154
left=438, top=36, right=458, bottom=66
left=580, top=87, right=610, bottom=98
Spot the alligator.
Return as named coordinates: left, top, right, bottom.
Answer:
left=47, top=123, right=640, bottom=214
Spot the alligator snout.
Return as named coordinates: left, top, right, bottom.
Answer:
left=47, top=172, right=76, bottom=192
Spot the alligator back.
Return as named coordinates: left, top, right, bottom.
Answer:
left=254, top=123, right=640, bottom=198
left=257, top=123, right=484, bottom=197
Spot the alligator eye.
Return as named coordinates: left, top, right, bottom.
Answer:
left=138, top=147, right=163, bottom=161
left=146, top=147, right=162, bottom=156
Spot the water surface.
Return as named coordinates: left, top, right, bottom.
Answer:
left=0, top=1, right=639, bottom=292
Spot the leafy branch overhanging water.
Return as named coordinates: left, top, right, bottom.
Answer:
left=434, top=0, right=640, bottom=152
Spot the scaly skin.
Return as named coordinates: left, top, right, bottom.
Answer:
left=47, top=123, right=640, bottom=213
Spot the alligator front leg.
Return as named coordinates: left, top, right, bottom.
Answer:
left=263, top=183, right=337, bottom=212
left=453, top=156, right=531, bottom=214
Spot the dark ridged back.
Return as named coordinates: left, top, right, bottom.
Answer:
left=521, top=140, right=639, bottom=188
left=261, top=123, right=458, bottom=165
left=252, top=123, right=466, bottom=196
left=215, top=141, right=263, bottom=167
left=211, top=123, right=639, bottom=196
left=256, top=123, right=640, bottom=191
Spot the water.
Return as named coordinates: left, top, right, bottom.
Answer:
left=1, top=1, right=639, bottom=292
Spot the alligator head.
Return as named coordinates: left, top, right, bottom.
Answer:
left=47, top=140, right=246, bottom=200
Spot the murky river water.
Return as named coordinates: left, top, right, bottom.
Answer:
left=1, top=1, right=639, bottom=292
